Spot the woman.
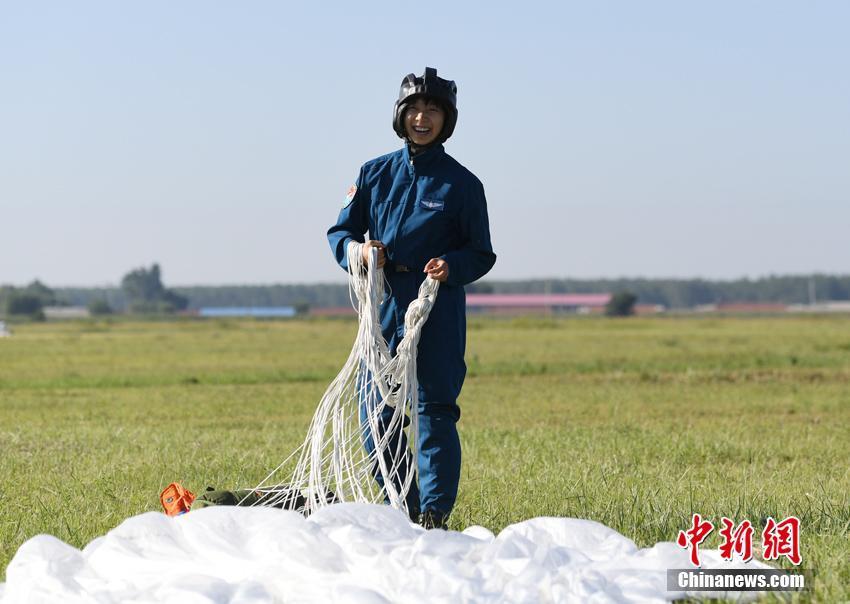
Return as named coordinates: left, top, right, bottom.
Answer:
left=327, top=67, right=496, bottom=528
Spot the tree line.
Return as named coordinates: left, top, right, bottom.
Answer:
left=1, top=264, right=187, bottom=319
left=467, top=274, right=850, bottom=308
left=3, top=269, right=849, bottom=318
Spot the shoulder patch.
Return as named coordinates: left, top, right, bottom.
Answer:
left=343, top=184, right=357, bottom=208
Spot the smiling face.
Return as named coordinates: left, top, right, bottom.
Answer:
left=404, top=97, right=446, bottom=146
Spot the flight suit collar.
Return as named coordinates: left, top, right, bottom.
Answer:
left=403, top=143, right=445, bottom=174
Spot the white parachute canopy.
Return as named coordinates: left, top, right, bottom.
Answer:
left=248, top=242, right=439, bottom=516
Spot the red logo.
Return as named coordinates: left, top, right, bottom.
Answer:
left=677, top=515, right=803, bottom=567
left=762, top=516, right=802, bottom=565
left=719, top=517, right=754, bottom=562
left=677, top=513, right=714, bottom=566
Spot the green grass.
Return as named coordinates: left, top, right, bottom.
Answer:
left=1, top=316, right=848, bottom=601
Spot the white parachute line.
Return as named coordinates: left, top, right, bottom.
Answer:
left=248, top=346, right=364, bottom=496
left=259, top=392, right=378, bottom=506
left=246, top=241, right=439, bottom=516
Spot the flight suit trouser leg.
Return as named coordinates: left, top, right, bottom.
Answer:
left=416, top=402, right=461, bottom=517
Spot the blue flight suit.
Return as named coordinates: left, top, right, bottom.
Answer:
left=327, top=143, right=496, bottom=516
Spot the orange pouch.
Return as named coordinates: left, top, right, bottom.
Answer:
left=160, top=482, right=196, bottom=516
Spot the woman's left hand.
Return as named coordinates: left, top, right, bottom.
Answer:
left=423, top=258, right=450, bottom=283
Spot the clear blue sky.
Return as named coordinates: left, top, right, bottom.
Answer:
left=1, top=1, right=848, bottom=286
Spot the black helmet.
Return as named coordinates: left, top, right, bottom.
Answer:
left=393, top=67, right=458, bottom=143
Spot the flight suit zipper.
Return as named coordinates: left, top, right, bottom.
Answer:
left=391, top=156, right=419, bottom=338
left=397, top=156, right=419, bottom=254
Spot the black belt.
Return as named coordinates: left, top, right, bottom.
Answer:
left=395, top=264, right=411, bottom=272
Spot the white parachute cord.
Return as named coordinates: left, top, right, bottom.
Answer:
left=247, top=242, right=375, bottom=506
left=248, top=239, right=440, bottom=517
left=377, top=275, right=439, bottom=505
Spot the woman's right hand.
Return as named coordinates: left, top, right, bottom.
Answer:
left=362, top=240, right=386, bottom=268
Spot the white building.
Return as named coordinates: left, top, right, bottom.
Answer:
left=44, top=306, right=91, bottom=319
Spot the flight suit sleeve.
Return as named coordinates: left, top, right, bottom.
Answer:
left=440, top=178, right=497, bottom=286
left=327, top=167, right=369, bottom=272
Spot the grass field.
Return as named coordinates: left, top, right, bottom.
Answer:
left=1, top=315, right=848, bottom=601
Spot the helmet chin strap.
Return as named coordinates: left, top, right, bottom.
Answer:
left=405, top=131, right=444, bottom=157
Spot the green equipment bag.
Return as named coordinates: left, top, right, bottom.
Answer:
left=191, top=488, right=258, bottom=509
left=191, top=486, right=315, bottom=511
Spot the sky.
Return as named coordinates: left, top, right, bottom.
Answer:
left=1, top=1, right=848, bottom=287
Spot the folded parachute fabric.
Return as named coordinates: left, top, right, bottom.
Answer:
left=1, top=503, right=772, bottom=603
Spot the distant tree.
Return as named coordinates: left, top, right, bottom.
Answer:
left=121, top=263, right=188, bottom=314
left=468, top=282, right=495, bottom=294
left=0, top=286, right=11, bottom=312
left=605, top=291, right=637, bottom=317
left=294, top=301, right=311, bottom=316
left=121, top=264, right=165, bottom=303
left=6, top=291, right=46, bottom=320
left=88, top=298, right=113, bottom=316
left=24, top=280, right=58, bottom=306
left=160, top=289, right=189, bottom=313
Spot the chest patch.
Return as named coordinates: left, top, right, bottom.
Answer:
left=343, top=184, right=357, bottom=208
left=418, top=198, right=445, bottom=211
